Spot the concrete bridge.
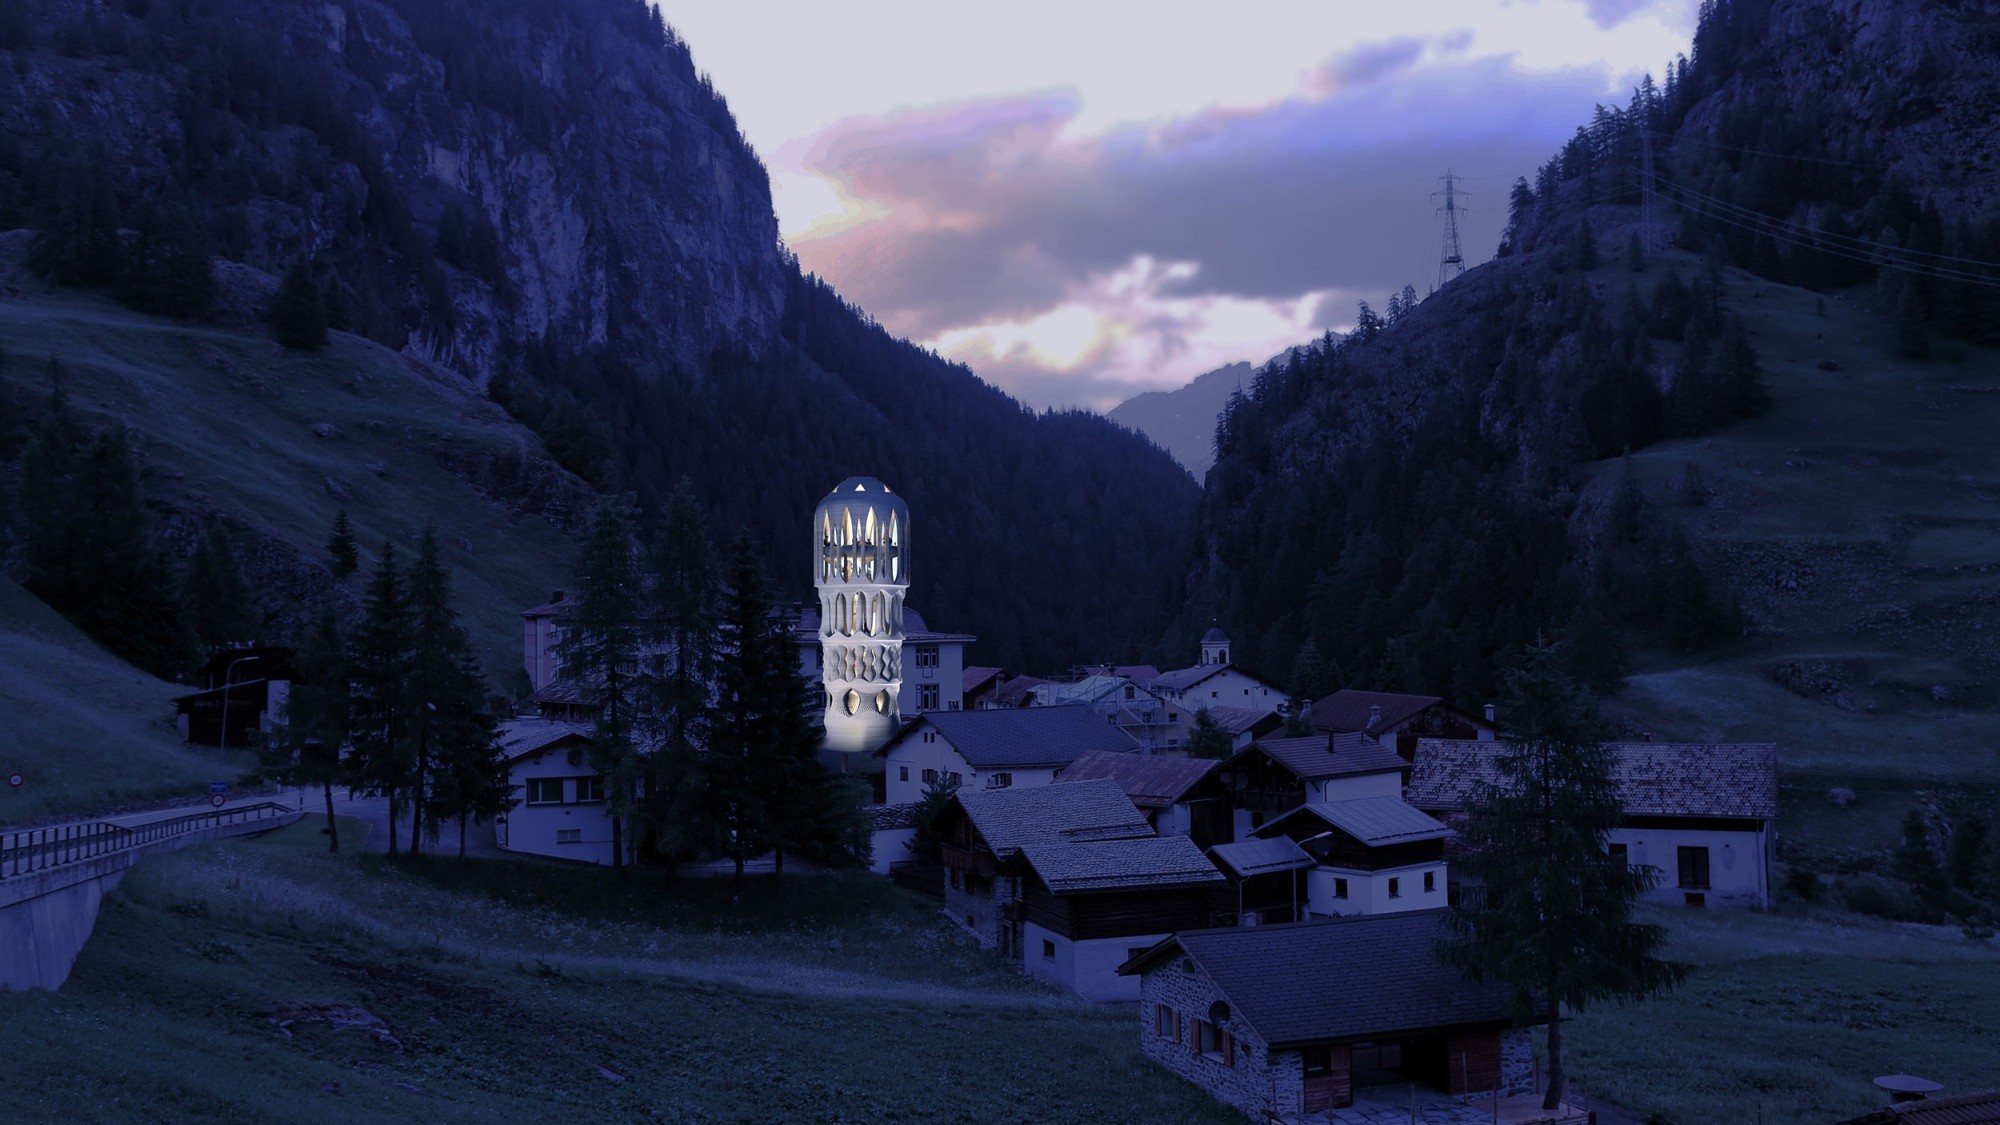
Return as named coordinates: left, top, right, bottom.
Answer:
left=0, top=801, right=301, bottom=991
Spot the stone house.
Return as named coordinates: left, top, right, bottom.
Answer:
left=1410, top=739, right=1780, bottom=908
left=1119, top=912, right=1535, bottom=1118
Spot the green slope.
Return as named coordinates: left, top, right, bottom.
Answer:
left=0, top=575, right=252, bottom=824
left=0, top=291, right=588, bottom=686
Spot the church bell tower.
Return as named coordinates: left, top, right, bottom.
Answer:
left=814, top=477, right=909, bottom=755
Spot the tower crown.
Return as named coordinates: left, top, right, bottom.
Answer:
left=814, top=476, right=910, bottom=588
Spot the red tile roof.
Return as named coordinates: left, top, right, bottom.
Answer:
left=1057, top=750, right=1217, bottom=809
left=1408, top=739, right=1779, bottom=820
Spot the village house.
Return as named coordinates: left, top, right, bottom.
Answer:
left=1032, top=673, right=1187, bottom=752
left=1121, top=912, right=1534, bottom=1118
left=1309, top=689, right=1497, bottom=759
left=1410, top=739, right=1780, bottom=908
left=1056, top=750, right=1219, bottom=838
left=961, top=665, right=1005, bottom=709
left=1005, top=833, right=1225, bottom=1001
left=1207, top=836, right=1314, bottom=925
left=1148, top=628, right=1286, bottom=715
left=1199, top=705, right=1287, bottom=754
left=491, top=717, right=622, bottom=864
left=874, top=705, right=1142, bottom=805
left=1250, top=796, right=1454, bottom=917
left=173, top=645, right=295, bottom=748
left=933, top=778, right=1154, bottom=954
left=1187, top=732, right=1410, bottom=845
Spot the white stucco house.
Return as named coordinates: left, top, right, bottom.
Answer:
left=491, top=718, right=628, bottom=866
left=1148, top=627, right=1286, bottom=715
left=1251, top=796, right=1453, bottom=918
left=1410, top=739, right=1780, bottom=908
left=874, top=705, right=1142, bottom=806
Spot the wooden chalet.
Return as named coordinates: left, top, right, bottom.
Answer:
left=1309, top=689, right=1497, bottom=759
left=1207, top=836, right=1314, bottom=925
left=173, top=645, right=297, bottom=747
left=1056, top=750, right=1219, bottom=838
left=1188, top=733, right=1409, bottom=846
left=1252, top=797, right=1454, bottom=917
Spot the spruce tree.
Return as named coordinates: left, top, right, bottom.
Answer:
left=426, top=646, right=512, bottom=862
left=271, top=257, right=329, bottom=351
left=271, top=603, right=349, bottom=853
left=1440, top=643, right=1685, bottom=1111
left=709, top=534, right=778, bottom=879
left=347, top=542, right=416, bottom=855
left=1187, top=708, right=1232, bottom=759
left=642, top=478, right=719, bottom=863
left=557, top=496, right=647, bottom=872
left=327, top=507, right=359, bottom=578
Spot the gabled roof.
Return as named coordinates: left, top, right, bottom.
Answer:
left=1203, top=705, right=1282, bottom=736
left=1078, top=663, right=1163, bottom=686
left=963, top=666, right=1004, bottom=695
left=1408, top=739, right=1780, bottom=820
left=1210, top=836, right=1315, bottom=878
left=1255, top=797, right=1454, bottom=847
left=520, top=595, right=577, bottom=619
left=1151, top=663, right=1230, bottom=693
left=1232, top=732, right=1408, bottom=782
left=991, top=675, right=1046, bottom=707
left=1016, top=835, right=1224, bottom=893
left=1039, top=674, right=1148, bottom=707
left=496, top=718, right=593, bottom=764
left=880, top=705, right=1141, bottom=769
left=951, top=777, right=1152, bottom=858
left=1119, top=913, right=1522, bottom=1048
left=1057, top=750, right=1216, bottom=809
left=1310, top=689, right=1455, bottom=732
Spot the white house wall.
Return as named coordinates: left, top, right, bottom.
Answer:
left=1611, top=825, right=1769, bottom=907
left=1305, top=862, right=1447, bottom=917
left=1173, top=669, right=1280, bottom=711
left=1023, top=922, right=1162, bottom=1002
left=498, top=752, right=619, bottom=865
left=1307, top=773, right=1403, bottom=803
left=883, top=737, right=1058, bottom=804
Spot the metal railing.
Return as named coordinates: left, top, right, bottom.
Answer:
left=1, top=801, right=294, bottom=880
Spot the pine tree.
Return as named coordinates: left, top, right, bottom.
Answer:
left=1574, top=219, right=1599, bottom=271
left=270, top=257, right=329, bottom=351
left=1440, top=643, right=1685, bottom=1111
left=557, top=496, right=647, bottom=872
left=327, top=508, right=359, bottom=578
left=404, top=526, right=464, bottom=857
left=65, top=429, right=191, bottom=676
left=270, top=603, right=349, bottom=853
left=1187, top=708, right=1232, bottom=759
left=709, top=534, right=779, bottom=879
left=426, top=647, right=512, bottom=862
left=183, top=521, right=256, bottom=653
left=641, top=478, right=719, bottom=863
left=346, top=542, right=416, bottom=855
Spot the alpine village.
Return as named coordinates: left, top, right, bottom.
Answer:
left=1, top=1, right=1997, bottom=1122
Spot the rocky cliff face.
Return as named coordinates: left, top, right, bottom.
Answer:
left=0, top=0, right=786, bottom=381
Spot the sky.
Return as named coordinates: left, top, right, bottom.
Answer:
left=662, top=1, right=1701, bottom=411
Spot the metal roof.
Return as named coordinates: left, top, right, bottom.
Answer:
left=882, top=705, right=1142, bottom=769
left=1210, top=836, right=1316, bottom=878
left=1256, top=796, right=1455, bottom=847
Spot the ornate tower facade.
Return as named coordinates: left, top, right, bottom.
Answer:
left=814, top=476, right=909, bottom=755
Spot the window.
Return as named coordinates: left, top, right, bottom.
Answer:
left=921, top=768, right=938, bottom=785
left=1608, top=843, right=1628, bottom=865
left=1423, top=871, right=1436, bottom=894
left=556, top=828, right=581, bottom=844
left=987, top=772, right=1013, bottom=789
left=1194, top=1020, right=1234, bottom=1065
left=918, top=684, right=940, bottom=710
left=1154, top=1004, right=1180, bottom=1040
left=1388, top=877, right=1401, bottom=899
left=913, top=645, right=939, bottom=669
left=526, top=778, right=564, bottom=805
left=1332, top=877, right=1348, bottom=899
left=899, top=766, right=910, bottom=782
left=1677, top=846, right=1711, bottom=889
left=1124, top=685, right=1136, bottom=700
left=947, top=771, right=963, bottom=787
left=1041, top=939, right=1055, bottom=960
left=574, top=776, right=605, bottom=803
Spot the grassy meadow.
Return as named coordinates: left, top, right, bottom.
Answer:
left=0, top=818, right=1234, bottom=1124
left=0, top=292, right=585, bottom=684
left=0, top=575, right=253, bottom=824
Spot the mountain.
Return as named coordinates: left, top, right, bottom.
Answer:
left=1179, top=0, right=2000, bottom=777
left=0, top=0, right=1197, bottom=673
left=1107, top=362, right=1252, bottom=478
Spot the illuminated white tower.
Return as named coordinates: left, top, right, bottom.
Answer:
left=815, top=476, right=908, bottom=755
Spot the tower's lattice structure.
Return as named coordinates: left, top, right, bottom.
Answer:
left=1434, top=169, right=1468, bottom=292
left=814, top=476, right=908, bottom=755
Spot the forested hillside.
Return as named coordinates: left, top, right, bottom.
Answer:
left=1182, top=0, right=2000, bottom=707
left=0, top=0, right=1196, bottom=673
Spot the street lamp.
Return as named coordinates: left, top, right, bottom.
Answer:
left=217, top=654, right=261, bottom=755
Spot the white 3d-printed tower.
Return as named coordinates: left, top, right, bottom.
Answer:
left=814, top=476, right=908, bottom=754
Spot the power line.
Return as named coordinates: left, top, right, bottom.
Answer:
left=1644, top=128, right=1900, bottom=171
left=1654, top=177, right=2000, bottom=270
left=1653, top=182, right=2000, bottom=288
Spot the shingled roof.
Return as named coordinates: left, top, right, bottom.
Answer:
left=881, top=705, right=1142, bottom=769
left=953, top=777, right=1152, bottom=858
left=1210, top=836, right=1315, bottom=878
left=1119, top=912, right=1522, bottom=1048
left=1255, top=797, right=1454, bottom=847
left=1234, top=732, right=1408, bottom=782
left=1150, top=663, right=1230, bottom=693
left=1016, top=835, right=1225, bottom=893
left=1408, top=739, right=1780, bottom=820
left=1310, top=689, right=1448, bottom=732
left=496, top=718, right=592, bottom=764
left=1058, top=750, right=1216, bottom=809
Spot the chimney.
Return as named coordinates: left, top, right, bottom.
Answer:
left=1367, top=705, right=1381, bottom=730
left=1484, top=703, right=1497, bottom=724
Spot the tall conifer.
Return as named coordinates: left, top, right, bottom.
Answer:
left=558, top=496, right=647, bottom=871
left=327, top=508, right=359, bottom=578
left=347, top=542, right=415, bottom=855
